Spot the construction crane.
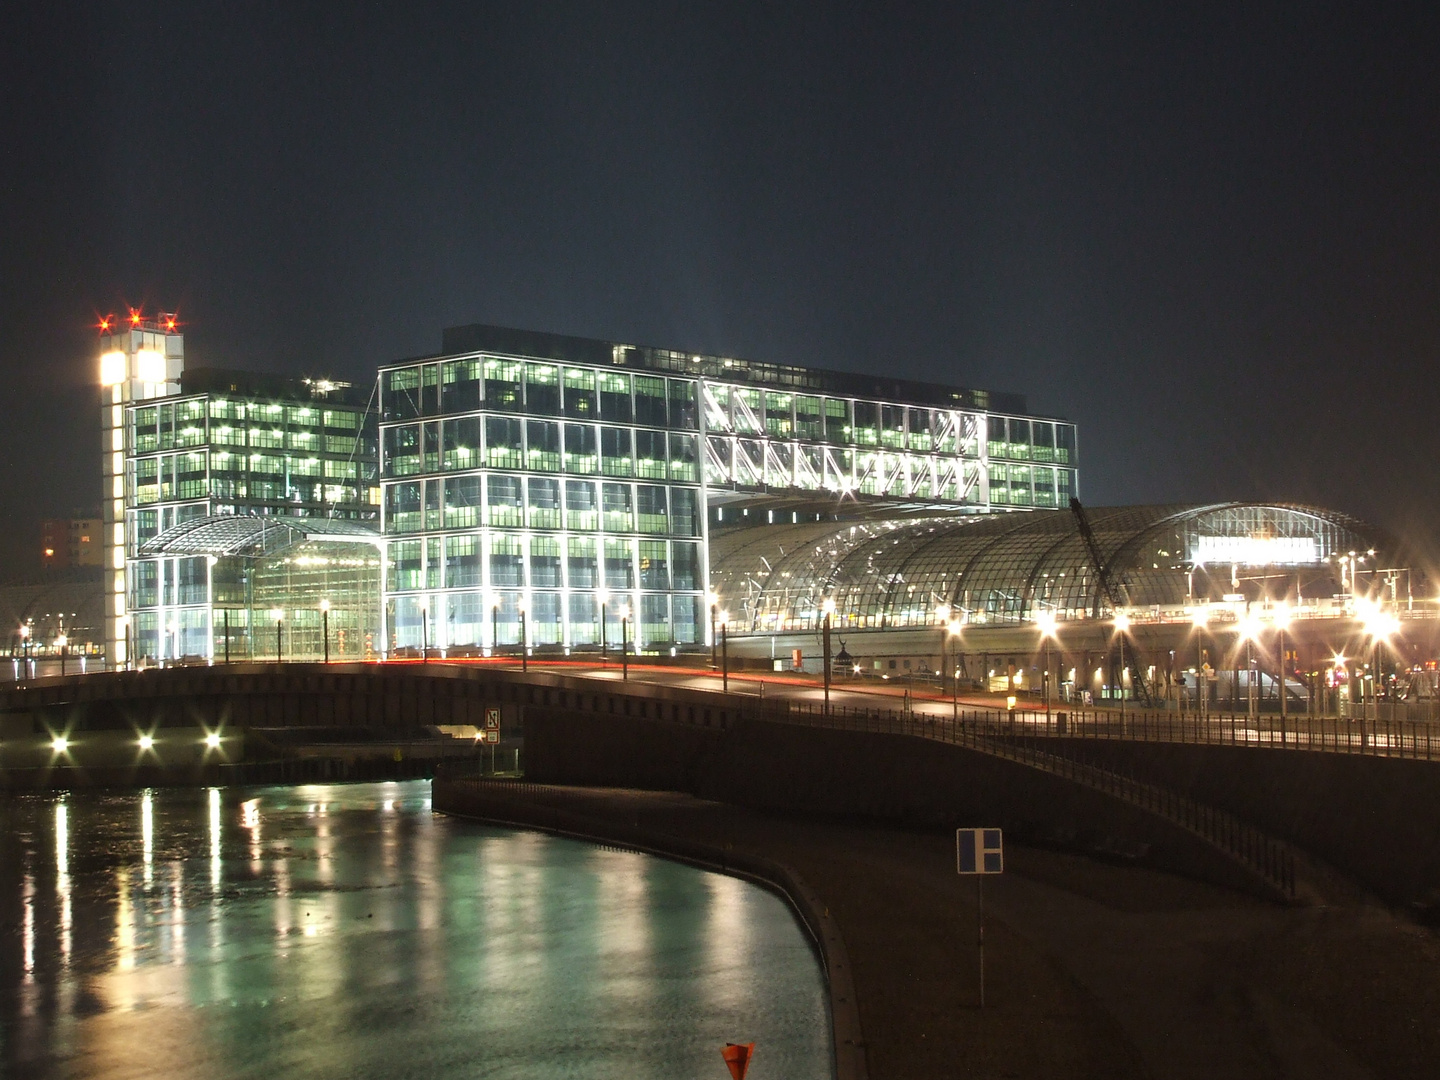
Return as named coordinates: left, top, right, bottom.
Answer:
left=1069, top=497, right=1158, bottom=706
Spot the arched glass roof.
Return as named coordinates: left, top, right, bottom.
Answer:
left=140, top=515, right=381, bottom=557
left=708, top=504, right=1392, bottom=633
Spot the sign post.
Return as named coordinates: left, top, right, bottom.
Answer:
left=484, top=708, right=500, bottom=774
left=956, top=827, right=1003, bottom=1008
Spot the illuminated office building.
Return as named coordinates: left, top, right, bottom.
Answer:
left=377, top=325, right=1078, bottom=654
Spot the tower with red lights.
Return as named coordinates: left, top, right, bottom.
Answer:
left=98, top=310, right=185, bottom=668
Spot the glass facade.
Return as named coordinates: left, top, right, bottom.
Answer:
left=122, top=387, right=378, bottom=664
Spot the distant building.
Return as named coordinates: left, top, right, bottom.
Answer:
left=42, top=516, right=103, bottom=569
left=101, top=314, right=380, bottom=665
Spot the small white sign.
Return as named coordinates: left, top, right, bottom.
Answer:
left=956, top=828, right=1004, bottom=875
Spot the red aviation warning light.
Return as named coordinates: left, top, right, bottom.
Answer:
left=128, top=307, right=143, bottom=327
left=721, top=1043, right=755, bottom=1080
left=96, top=313, right=114, bottom=333
left=163, top=313, right=178, bottom=331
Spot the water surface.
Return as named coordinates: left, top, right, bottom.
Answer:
left=0, top=782, right=831, bottom=1079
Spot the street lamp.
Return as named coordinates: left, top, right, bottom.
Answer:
left=1191, top=607, right=1209, bottom=719
left=1035, top=610, right=1057, bottom=726
left=19, top=622, right=30, bottom=678
left=821, top=597, right=836, bottom=715
left=320, top=599, right=331, bottom=664
left=597, top=586, right=610, bottom=667
left=947, top=618, right=963, bottom=722
left=1113, top=612, right=1131, bottom=722
left=491, top=595, right=501, bottom=658
left=518, top=598, right=528, bottom=673
left=1273, top=603, right=1291, bottom=725
left=270, top=608, right=284, bottom=663
left=718, top=608, right=730, bottom=692
left=56, top=634, right=68, bottom=678
left=707, top=589, right=720, bottom=671
left=618, top=603, right=631, bottom=681
left=1237, top=611, right=1260, bottom=722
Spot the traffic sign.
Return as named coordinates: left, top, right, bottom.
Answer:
left=957, top=828, right=1003, bottom=875
left=484, top=707, right=500, bottom=731
left=484, top=729, right=499, bottom=744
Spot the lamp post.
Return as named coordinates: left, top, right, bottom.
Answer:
left=708, top=590, right=720, bottom=671
left=1192, top=608, right=1209, bottom=720
left=320, top=599, right=331, bottom=664
left=519, top=599, right=528, bottom=673
left=718, top=609, right=730, bottom=693
left=1036, top=610, right=1057, bottom=727
left=821, top=597, right=836, bottom=715
left=1113, top=612, right=1130, bottom=723
left=421, top=605, right=429, bottom=661
left=618, top=603, right=630, bottom=681
left=56, top=634, right=68, bottom=678
left=597, top=587, right=609, bottom=668
left=1274, top=603, right=1290, bottom=726
left=270, top=608, right=284, bottom=663
left=19, top=623, right=30, bottom=679
left=947, top=618, right=962, bottom=723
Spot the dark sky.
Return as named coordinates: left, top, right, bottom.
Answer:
left=3, top=2, right=1439, bottom=572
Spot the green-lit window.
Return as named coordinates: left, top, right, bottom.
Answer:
left=1056, top=424, right=1075, bottom=465
left=604, top=538, right=634, bottom=589
left=988, top=463, right=1009, bottom=504
left=442, top=416, right=481, bottom=470
left=1007, top=418, right=1030, bottom=460
left=487, top=474, right=523, bottom=527
left=671, top=540, right=701, bottom=589
left=426, top=536, right=442, bottom=588
left=765, top=392, right=793, bottom=438
left=670, top=488, right=699, bottom=537
left=733, top=388, right=762, bottom=434
left=567, top=537, right=598, bottom=588
left=483, top=358, right=522, bottom=411
left=386, top=482, right=422, bottom=533
left=490, top=534, right=524, bottom=586
left=639, top=540, right=669, bottom=590
left=601, top=427, right=632, bottom=477
left=602, top=482, right=633, bottom=532
left=563, top=368, right=597, bottom=419
left=208, top=399, right=241, bottom=421
left=441, top=359, right=481, bottom=413
left=158, top=403, right=175, bottom=450
left=132, top=406, right=159, bottom=453
left=1031, top=421, right=1055, bottom=463
left=444, top=535, right=481, bottom=587
left=526, top=420, right=561, bottom=471
left=384, top=368, right=421, bottom=421
left=527, top=477, right=561, bottom=529
left=668, top=380, right=697, bottom=429
left=1009, top=465, right=1032, bottom=505
left=795, top=396, right=822, bottom=440
left=290, top=455, right=321, bottom=477
left=636, top=485, right=668, bottom=534
left=530, top=535, right=562, bottom=587
left=526, top=363, right=560, bottom=415
left=485, top=417, right=522, bottom=469
left=563, top=424, right=597, bottom=474
left=907, top=409, right=932, bottom=451
left=249, top=424, right=284, bottom=449
left=287, top=427, right=318, bottom=451
left=323, top=409, right=358, bottom=429
left=668, top=433, right=697, bottom=482
left=880, top=405, right=905, bottom=449
left=174, top=452, right=206, bottom=498
left=635, top=430, right=667, bottom=479
left=635, top=376, right=667, bottom=427
left=987, top=416, right=1007, bottom=460
left=443, top=474, right=481, bottom=528
left=852, top=401, right=879, bottom=446
left=1033, top=466, right=1057, bottom=507
left=387, top=540, right=421, bottom=591
left=325, top=459, right=358, bottom=478
left=384, top=425, right=421, bottom=476
left=565, top=480, right=598, bottom=531
left=599, top=372, right=632, bottom=422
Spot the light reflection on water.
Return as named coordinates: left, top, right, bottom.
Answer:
left=0, top=781, right=831, bottom=1079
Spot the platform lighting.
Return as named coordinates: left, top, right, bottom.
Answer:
left=1112, top=613, right=1131, bottom=717
left=52, top=736, right=68, bottom=753
left=821, top=597, right=837, bottom=715
left=1035, top=612, right=1057, bottom=723
left=138, top=735, right=154, bottom=751
left=936, top=603, right=952, bottom=624
left=205, top=732, right=221, bottom=749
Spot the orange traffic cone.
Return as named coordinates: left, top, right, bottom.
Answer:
left=721, top=1042, right=756, bottom=1080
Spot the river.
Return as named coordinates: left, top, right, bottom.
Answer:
left=0, top=782, right=832, bottom=1079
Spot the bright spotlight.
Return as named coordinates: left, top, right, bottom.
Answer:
left=51, top=736, right=68, bottom=753
left=205, top=732, right=221, bottom=749
left=138, top=735, right=154, bottom=751
left=1036, top=610, right=1057, bottom=636
left=1113, top=612, right=1131, bottom=633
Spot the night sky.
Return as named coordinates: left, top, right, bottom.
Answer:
left=3, top=3, right=1439, bottom=572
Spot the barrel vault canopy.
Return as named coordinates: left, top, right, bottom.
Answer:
left=708, top=503, right=1392, bottom=633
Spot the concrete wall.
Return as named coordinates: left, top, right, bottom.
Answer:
left=523, top=706, right=1284, bottom=899
left=1037, top=739, right=1440, bottom=912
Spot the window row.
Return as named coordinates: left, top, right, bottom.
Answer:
left=987, top=416, right=1076, bottom=463
left=703, top=438, right=983, bottom=502
left=987, top=465, right=1077, bottom=508
left=130, top=399, right=367, bottom=454
left=382, top=360, right=699, bottom=429
left=386, top=536, right=703, bottom=592
left=130, top=453, right=377, bottom=505
left=387, top=591, right=703, bottom=650
left=383, top=476, right=699, bottom=537
left=381, top=418, right=698, bottom=481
